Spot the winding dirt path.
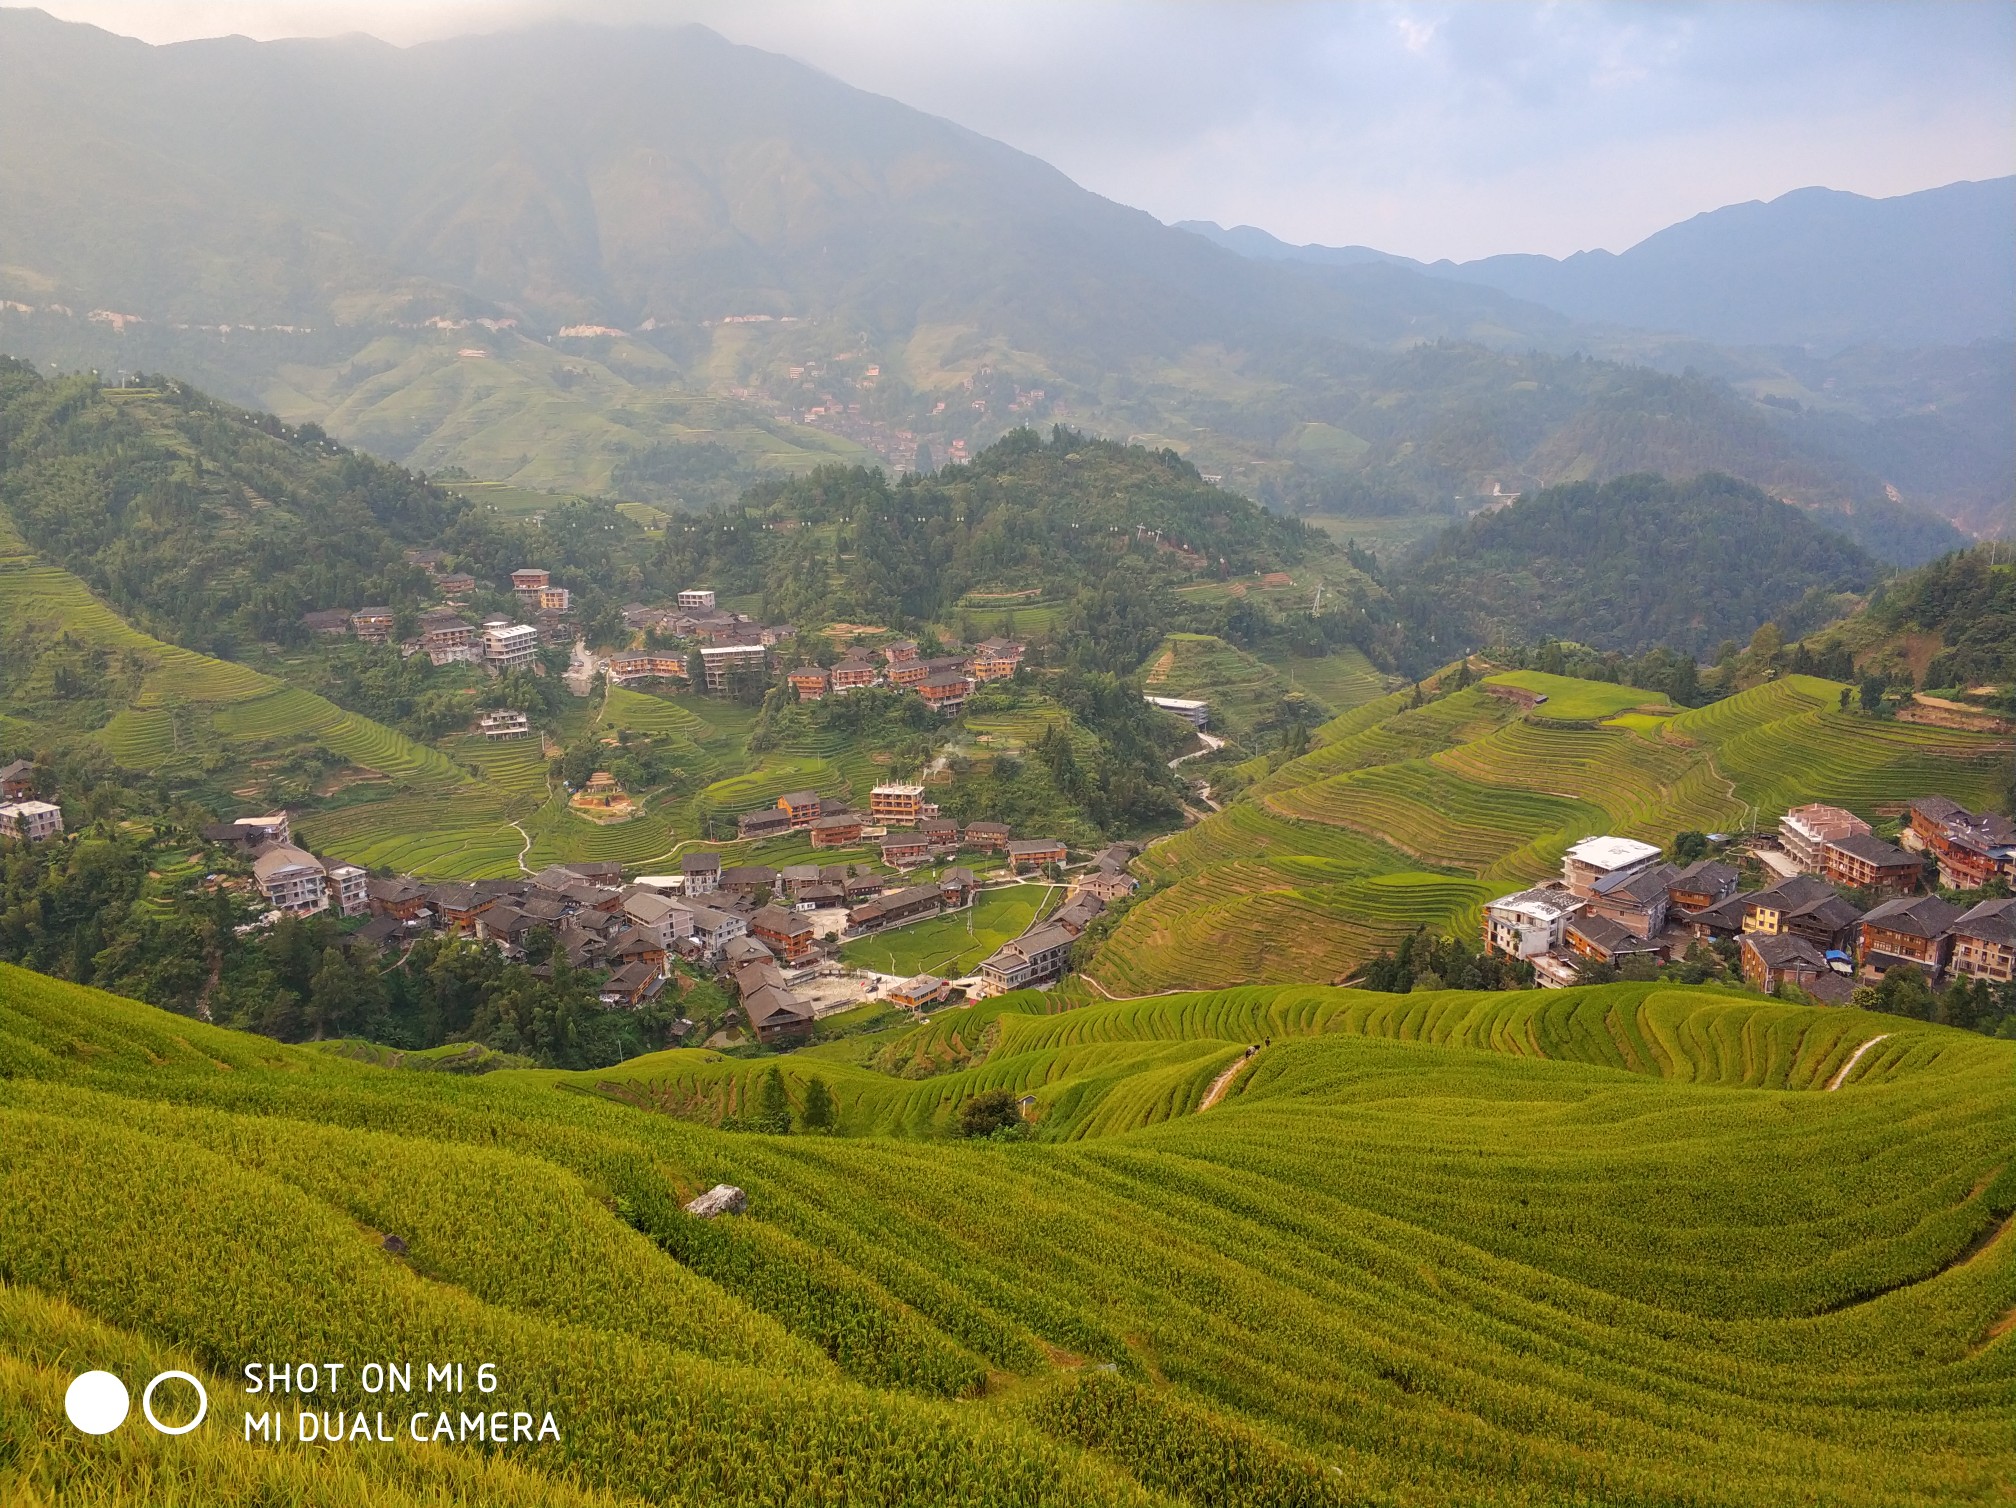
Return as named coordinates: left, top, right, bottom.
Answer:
left=1199, top=1048, right=1259, bottom=1111
left=1825, top=1033, right=1891, bottom=1091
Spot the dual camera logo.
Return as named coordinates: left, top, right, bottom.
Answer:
left=64, top=1370, right=209, bottom=1436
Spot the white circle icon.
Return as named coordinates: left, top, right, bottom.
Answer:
left=65, top=1371, right=129, bottom=1434
left=142, top=1371, right=209, bottom=1435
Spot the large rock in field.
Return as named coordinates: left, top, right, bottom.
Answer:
left=684, top=1184, right=747, bottom=1218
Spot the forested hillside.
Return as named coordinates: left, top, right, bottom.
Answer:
left=1396, top=473, right=1878, bottom=656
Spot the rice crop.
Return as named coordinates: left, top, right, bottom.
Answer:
left=1, top=962, right=2011, bottom=1507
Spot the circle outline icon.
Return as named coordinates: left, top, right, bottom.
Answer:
left=64, top=1370, right=130, bottom=1434
left=141, top=1371, right=208, bottom=1435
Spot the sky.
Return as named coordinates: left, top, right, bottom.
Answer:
left=30, top=0, right=2016, bottom=261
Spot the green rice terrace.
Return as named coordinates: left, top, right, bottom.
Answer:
left=2, top=963, right=2011, bottom=1506
left=1094, top=670, right=2013, bottom=994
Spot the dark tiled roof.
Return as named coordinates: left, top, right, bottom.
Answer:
left=1861, top=895, right=1963, bottom=939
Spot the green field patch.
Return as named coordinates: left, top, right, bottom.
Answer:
left=839, top=886, right=1059, bottom=979
left=1484, top=670, right=1675, bottom=721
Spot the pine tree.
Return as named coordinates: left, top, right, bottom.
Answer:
left=800, top=1076, right=835, bottom=1133
left=754, top=1066, right=793, bottom=1134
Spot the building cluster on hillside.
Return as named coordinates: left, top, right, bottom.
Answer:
left=197, top=812, right=369, bottom=923
left=301, top=558, right=569, bottom=673
left=1483, top=795, right=2015, bottom=997
left=785, top=636, right=1025, bottom=716
left=0, top=759, right=63, bottom=842
left=612, top=589, right=794, bottom=685
left=192, top=777, right=1118, bottom=1045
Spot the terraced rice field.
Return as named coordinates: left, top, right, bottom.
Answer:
left=1100, top=671, right=2010, bottom=991
left=1484, top=670, right=1674, bottom=721
left=445, top=733, right=552, bottom=797
left=0, top=559, right=274, bottom=706
left=697, top=755, right=850, bottom=819
left=1140, top=633, right=1301, bottom=744
left=1092, top=864, right=1492, bottom=993
left=94, top=707, right=182, bottom=766
left=295, top=791, right=527, bottom=878
left=1675, top=677, right=2012, bottom=817
left=4, top=964, right=2012, bottom=1507
left=599, top=686, right=712, bottom=739
left=1268, top=758, right=1607, bottom=871
left=1254, top=643, right=1389, bottom=713
left=523, top=794, right=682, bottom=871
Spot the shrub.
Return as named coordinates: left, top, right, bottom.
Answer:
left=957, top=1088, right=1021, bottom=1138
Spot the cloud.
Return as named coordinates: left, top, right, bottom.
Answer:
left=31, top=0, right=2016, bottom=260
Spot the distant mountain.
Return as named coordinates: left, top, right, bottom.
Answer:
left=0, top=8, right=1994, bottom=547
left=1397, top=473, right=1880, bottom=657
left=1181, top=177, right=2016, bottom=352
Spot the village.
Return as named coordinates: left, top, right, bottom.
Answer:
left=174, top=790, right=1131, bottom=1047
left=1483, top=797, right=2016, bottom=995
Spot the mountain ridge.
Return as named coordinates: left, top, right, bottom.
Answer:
left=0, top=8, right=1997, bottom=546
left=1179, top=176, right=2016, bottom=351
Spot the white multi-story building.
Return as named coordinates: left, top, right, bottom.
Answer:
left=484, top=623, right=540, bottom=672
left=253, top=845, right=329, bottom=916
left=1484, top=885, right=1585, bottom=959
left=1144, top=695, right=1210, bottom=728
left=478, top=709, right=531, bottom=739
left=0, top=800, right=64, bottom=841
left=1561, top=836, right=1662, bottom=900
left=686, top=905, right=747, bottom=961
left=677, top=588, right=717, bottom=610
left=328, top=863, right=370, bottom=918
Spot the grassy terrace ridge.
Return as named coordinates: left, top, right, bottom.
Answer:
left=2, top=962, right=2013, bottom=1506
left=1099, top=670, right=2013, bottom=993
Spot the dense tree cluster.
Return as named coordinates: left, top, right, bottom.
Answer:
left=1874, top=548, right=2016, bottom=696
left=1396, top=472, right=1877, bottom=658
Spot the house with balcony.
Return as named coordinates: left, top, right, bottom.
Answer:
left=970, top=638, right=1025, bottom=681
left=1666, top=860, right=1739, bottom=914
left=1483, top=885, right=1584, bottom=960
left=351, top=607, right=394, bottom=644
left=871, top=783, right=926, bottom=825
left=1858, top=894, right=1963, bottom=978
left=1561, top=836, right=1662, bottom=900
left=810, top=812, right=865, bottom=848
left=975, top=922, right=1077, bottom=996
left=1739, top=932, right=1834, bottom=994
left=749, top=905, right=817, bottom=965
left=918, top=671, right=972, bottom=713
left=698, top=643, right=767, bottom=691
left=1949, top=899, right=2016, bottom=984
left=253, top=845, right=330, bottom=916
left=484, top=623, right=539, bottom=672
left=777, top=790, right=823, bottom=829
left=1005, top=838, right=1067, bottom=872
left=1820, top=833, right=1923, bottom=894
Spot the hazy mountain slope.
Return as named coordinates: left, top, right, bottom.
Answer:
left=0, top=8, right=1992, bottom=543
left=0, top=11, right=1561, bottom=354
left=1184, top=177, right=2016, bottom=351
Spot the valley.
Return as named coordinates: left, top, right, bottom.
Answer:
left=0, top=10, right=2010, bottom=1505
